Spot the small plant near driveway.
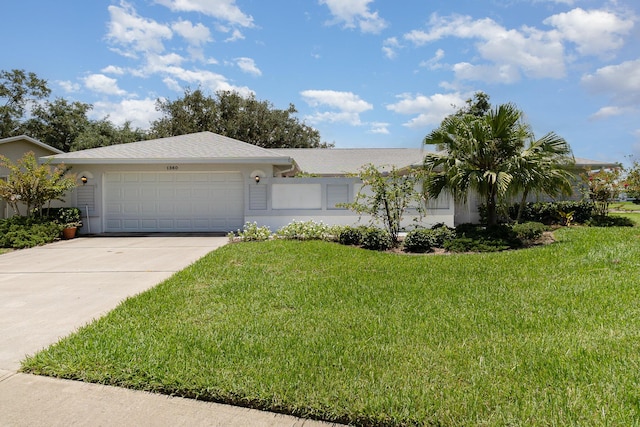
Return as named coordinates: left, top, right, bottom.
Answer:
left=228, top=221, right=272, bottom=242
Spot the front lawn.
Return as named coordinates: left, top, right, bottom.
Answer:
left=609, top=201, right=640, bottom=212
left=22, top=227, right=640, bottom=426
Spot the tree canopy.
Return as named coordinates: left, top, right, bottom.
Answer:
left=150, top=89, right=330, bottom=148
left=424, top=94, right=575, bottom=225
left=1, top=69, right=328, bottom=151
left=0, top=152, right=76, bottom=217
left=0, top=69, right=50, bottom=137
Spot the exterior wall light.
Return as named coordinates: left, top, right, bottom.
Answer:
left=254, top=175, right=261, bottom=184
left=81, top=176, right=88, bottom=185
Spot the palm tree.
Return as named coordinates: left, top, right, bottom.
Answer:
left=423, top=103, right=529, bottom=225
left=509, top=132, right=575, bottom=223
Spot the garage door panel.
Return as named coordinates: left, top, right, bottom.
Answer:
left=123, top=173, right=140, bottom=183
left=105, top=172, right=244, bottom=232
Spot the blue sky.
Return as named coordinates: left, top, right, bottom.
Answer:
left=2, top=0, right=639, bottom=163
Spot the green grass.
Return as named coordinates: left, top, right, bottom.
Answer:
left=0, top=248, right=11, bottom=255
left=609, top=201, right=640, bottom=212
left=21, top=227, right=640, bottom=426
left=612, top=212, right=640, bottom=225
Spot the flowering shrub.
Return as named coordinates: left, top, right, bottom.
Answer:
left=275, top=220, right=332, bottom=241
left=228, top=222, right=272, bottom=242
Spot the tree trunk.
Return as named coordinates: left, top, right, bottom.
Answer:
left=516, top=190, right=529, bottom=224
left=486, top=196, right=497, bottom=225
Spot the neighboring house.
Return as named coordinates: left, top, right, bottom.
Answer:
left=0, top=135, right=64, bottom=219
left=41, top=131, right=618, bottom=234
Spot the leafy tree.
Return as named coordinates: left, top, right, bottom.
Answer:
left=587, top=168, right=622, bottom=217
left=624, top=160, right=640, bottom=200
left=0, top=69, right=51, bottom=137
left=71, top=119, right=147, bottom=151
left=0, top=152, right=76, bottom=217
left=424, top=103, right=530, bottom=225
left=509, top=132, right=575, bottom=223
left=341, top=164, right=424, bottom=247
left=150, top=89, right=331, bottom=148
left=18, top=98, right=92, bottom=152
left=456, top=91, right=491, bottom=118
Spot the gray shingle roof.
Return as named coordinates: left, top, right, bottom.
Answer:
left=46, top=132, right=293, bottom=165
left=271, top=148, right=428, bottom=176
left=43, top=131, right=620, bottom=174
left=573, top=157, right=620, bottom=169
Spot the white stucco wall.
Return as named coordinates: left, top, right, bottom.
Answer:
left=53, top=167, right=457, bottom=234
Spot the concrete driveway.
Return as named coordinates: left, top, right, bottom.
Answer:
left=0, top=235, right=228, bottom=371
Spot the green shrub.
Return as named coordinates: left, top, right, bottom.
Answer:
left=502, top=201, right=595, bottom=225
left=229, top=222, right=272, bottom=242
left=430, top=223, right=457, bottom=247
left=0, top=216, right=63, bottom=249
left=403, top=229, right=436, bottom=253
left=57, top=207, right=83, bottom=227
left=444, top=237, right=511, bottom=253
left=586, top=216, right=635, bottom=227
left=361, top=227, right=392, bottom=251
left=446, top=223, right=522, bottom=252
left=511, top=222, right=547, bottom=241
left=338, top=226, right=366, bottom=246
left=275, top=220, right=332, bottom=241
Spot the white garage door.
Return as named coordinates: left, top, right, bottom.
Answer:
left=105, top=171, right=244, bottom=232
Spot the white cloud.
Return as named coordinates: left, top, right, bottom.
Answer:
left=382, top=37, right=401, bottom=59
left=589, top=106, right=635, bottom=120
left=319, top=0, right=387, bottom=34
left=91, top=98, right=161, bottom=129
left=57, top=80, right=81, bottom=93
left=369, top=122, right=390, bottom=134
left=83, top=74, right=128, bottom=96
left=159, top=66, right=252, bottom=95
left=452, top=62, right=521, bottom=84
left=101, top=65, right=126, bottom=75
left=145, top=53, right=186, bottom=72
left=153, top=0, right=254, bottom=28
left=107, top=2, right=173, bottom=55
left=235, top=57, right=262, bottom=76
left=171, top=19, right=212, bottom=46
left=419, top=49, right=445, bottom=70
left=404, top=14, right=566, bottom=83
left=386, top=92, right=467, bottom=128
left=225, top=28, right=245, bottom=42
left=300, top=89, right=373, bottom=125
left=544, top=8, right=634, bottom=57
left=582, top=59, right=640, bottom=106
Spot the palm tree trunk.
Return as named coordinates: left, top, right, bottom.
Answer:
left=516, top=190, right=529, bottom=224
left=486, top=190, right=498, bottom=225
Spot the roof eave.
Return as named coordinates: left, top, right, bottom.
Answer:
left=45, top=157, right=294, bottom=165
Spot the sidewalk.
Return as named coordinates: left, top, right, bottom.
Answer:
left=0, top=371, right=334, bottom=427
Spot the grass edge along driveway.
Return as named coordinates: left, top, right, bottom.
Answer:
left=22, top=226, right=640, bottom=426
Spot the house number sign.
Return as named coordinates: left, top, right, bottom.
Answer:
left=166, top=165, right=179, bottom=170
